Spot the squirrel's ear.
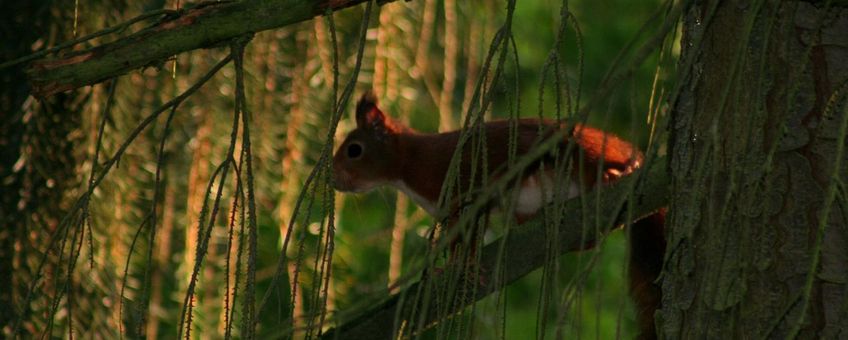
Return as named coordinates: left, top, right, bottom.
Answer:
left=355, top=91, right=386, bottom=130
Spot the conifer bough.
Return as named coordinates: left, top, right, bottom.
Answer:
left=25, top=0, right=399, bottom=98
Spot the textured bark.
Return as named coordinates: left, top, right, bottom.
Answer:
left=24, top=0, right=400, bottom=98
left=664, top=1, right=848, bottom=338
left=322, top=158, right=670, bottom=339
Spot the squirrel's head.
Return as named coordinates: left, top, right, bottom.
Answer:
left=332, top=91, right=409, bottom=193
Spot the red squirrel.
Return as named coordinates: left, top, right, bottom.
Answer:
left=332, top=92, right=665, bottom=339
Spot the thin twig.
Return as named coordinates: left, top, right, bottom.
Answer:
left=12, top=53, right=232, bottom=339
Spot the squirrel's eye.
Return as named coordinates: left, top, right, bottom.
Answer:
left=347, top=142, right=363, bottom=159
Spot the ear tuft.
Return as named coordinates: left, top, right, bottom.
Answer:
left=355, top=90, right=386, bottom=130
left=356, top=90, right=378, bottom=117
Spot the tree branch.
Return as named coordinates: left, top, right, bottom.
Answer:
left=322, top=157, right=670, bottom=339
left=24, top=0, right=399, bottom=98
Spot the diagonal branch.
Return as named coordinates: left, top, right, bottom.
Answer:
left=24, top=0, right=399, bottom=98
left=322, top=157, right=670, bottom=339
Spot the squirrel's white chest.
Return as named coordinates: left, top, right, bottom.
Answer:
left=393, top=181, right=440, bottom=216
left=393, top=173, right=579, bottom=219
left=513, top=173, right=580, bottom=215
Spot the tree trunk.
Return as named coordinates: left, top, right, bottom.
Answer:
left=664, top=1, right=848, bottom=338
left=0, top=2, right=34, bottom=332
left=0, top=2, right=83, bottom=335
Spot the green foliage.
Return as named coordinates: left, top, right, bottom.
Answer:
left=6, top=0, right=675, bottom=338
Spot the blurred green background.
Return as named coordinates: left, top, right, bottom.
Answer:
left=8, top=0, right=675, bottom=338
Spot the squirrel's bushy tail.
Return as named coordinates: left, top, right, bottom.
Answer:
left=628, top=209, right=666, bottom=340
